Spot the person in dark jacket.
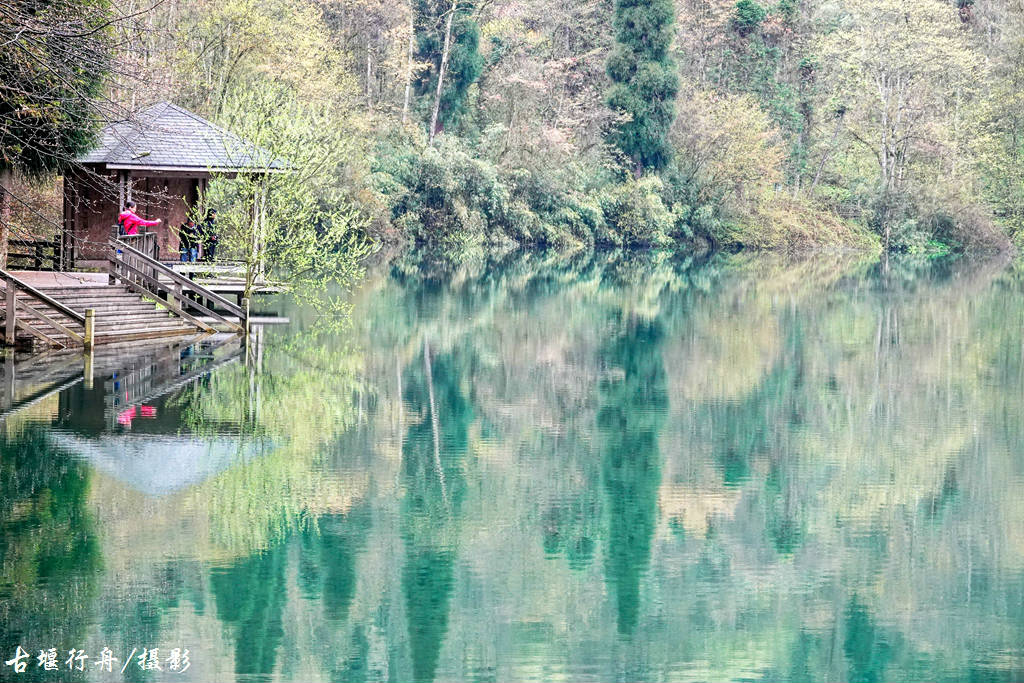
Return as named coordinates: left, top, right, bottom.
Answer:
left=179, top=218, right=199, bottom=262
left=200, top=209, right=218, bottom=262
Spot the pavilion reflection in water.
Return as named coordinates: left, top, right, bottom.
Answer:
left=0, top=327, right=273, bottom=497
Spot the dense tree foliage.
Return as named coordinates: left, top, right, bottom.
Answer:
left=5, top=0, right=1024, bottom=256
left=0, top=0, right=110, bottom=176
left=413, top=0, right=484, bottom=136
left=0, top=0, right=112, bottom=265
left=605, top=0, right=680, bottom=173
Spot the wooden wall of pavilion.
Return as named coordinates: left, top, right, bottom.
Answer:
left=63, top=168, right=201, bottom=266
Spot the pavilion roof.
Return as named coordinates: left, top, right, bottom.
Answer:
left=78, top=101, right=287, bottom=173
left=51, top=433, right=262, bottom=496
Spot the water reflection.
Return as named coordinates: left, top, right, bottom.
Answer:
left=401, top=343, right=471, bottom=682
left=599, top=317, right=665, bottom=635
left=0, top=427, right=100, bottom=683
left=2, top=250, right=1024, bottom=681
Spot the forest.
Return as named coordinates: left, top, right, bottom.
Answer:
left=2, top=0, right=1024, bottom=262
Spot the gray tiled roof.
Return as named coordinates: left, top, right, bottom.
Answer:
left=79, top=101, right=287, bottom=171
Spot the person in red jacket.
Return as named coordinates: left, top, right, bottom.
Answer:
left=117, top=200, right=161, bottom=235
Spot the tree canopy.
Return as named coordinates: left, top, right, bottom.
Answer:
left=5, top=0, right=1024, bottom=255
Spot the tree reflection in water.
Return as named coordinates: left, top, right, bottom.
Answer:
left=3, top=251, right=1024, bottom=682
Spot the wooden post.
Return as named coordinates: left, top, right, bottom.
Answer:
left=83, top=349, right=94, bottom=390
left=83, top=308, right=95, bottom=350
left=0, top=168, right=11, bottom=270
left=241, top=296, right=250, bottom=340
left=169, top=282, right=181, bottom=310
left=61, top=175, right=69, bottom=271
left=5, top=281, right=15, bottom=346
left=262, top=184, right=267, bottom=281
left=197, top=177, right=207, bottom=215
left=242, top=297, right=252, bottom=369
left=145, top=233, right=155, bottom=287
left=2, top=352, right=13, bottom=410
left=250, top=183, right=262, bottom=284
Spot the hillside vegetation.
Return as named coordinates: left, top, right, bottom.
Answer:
left=4, top=0, right=1024, bottom=255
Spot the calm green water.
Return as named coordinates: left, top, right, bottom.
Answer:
left=3, top=250, right=1024, bottom=682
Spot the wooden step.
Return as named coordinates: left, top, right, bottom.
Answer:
left=10, top=283, right=206, bottom=348
left=37, top=285, right=128, bottom=293
left=95, top=312, right=177, bottom=324
left=94, top=328, right=195, bottom=343
left=59, top=306, right=166, bottom=317
left=19, top=308, right=175, bottom=324
left=43, top=304, right=151, bottom=316
left=38, top=289, right=131, bottom=299
left=24, top=301, right=159, bottom=313
left=19, top=309, right=193, bottom=329
left=99, top=323, right=194, bottom=335
left=31, top=317, right=190, bottom=333
left=53, top=295, right=172, bottom=306
left=21, top=303, right=177, bottom=318
left=43, top=295, right=148, bottom=306
left=41, top=289, right=133, bottom=297
left=31, top=324, right=195, bottom=346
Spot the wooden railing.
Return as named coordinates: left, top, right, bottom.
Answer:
left=108, top=239, right=245, bottom=334
left=119, top=231, right=159, bottom=261
left=0, top=269, right=92, bottom=349
left=115, top=231, right=160, bottom=283
left=8, top=236, right=64, bottom=271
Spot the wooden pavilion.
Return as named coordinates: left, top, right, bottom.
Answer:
left=0, top=103, right=287, bottom=350
left=63, top=101, right=285, bottom=268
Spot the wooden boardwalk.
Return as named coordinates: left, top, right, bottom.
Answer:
left=0, top=274, right=202, bottom=349
left=171, top=263, right=286, bottom=296
left=0, top=238, right=250, bottom=349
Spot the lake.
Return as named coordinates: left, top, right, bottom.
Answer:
left=2, top=249, right=1024, bottom=682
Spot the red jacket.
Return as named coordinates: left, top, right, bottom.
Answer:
left=118, top=210, right=159, bottom=236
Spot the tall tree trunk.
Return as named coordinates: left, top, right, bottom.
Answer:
left=809, top=112, right=845, bottom=196
left=245, top=179, right=265, bottom=299
left=366, top=47, right=373, bottom=110
left=429, top=1, right=457, bottom=144
left=402, top=10, right=415, bottom=124
left=0, top=168, right=12, bottom=269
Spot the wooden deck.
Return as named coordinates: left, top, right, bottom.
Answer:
left=1, top=239, right=249, bottom=349
left=9, top=271, right=110, bottom=288
left=0, top=237, right=292, bottom=349
left=167, top=262, right=286, bottom=302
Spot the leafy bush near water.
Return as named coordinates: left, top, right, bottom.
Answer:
left=372, top=128, right=879, bottom=252
left=375, top=147, right=691, bottom=249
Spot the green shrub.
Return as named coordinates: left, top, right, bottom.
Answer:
left=733, top=0, right=767, bottom=35
left=599, top=176, right=675, bottom=247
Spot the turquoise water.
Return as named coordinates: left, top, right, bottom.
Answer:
left=2, top=250, right=1024, bottom=681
